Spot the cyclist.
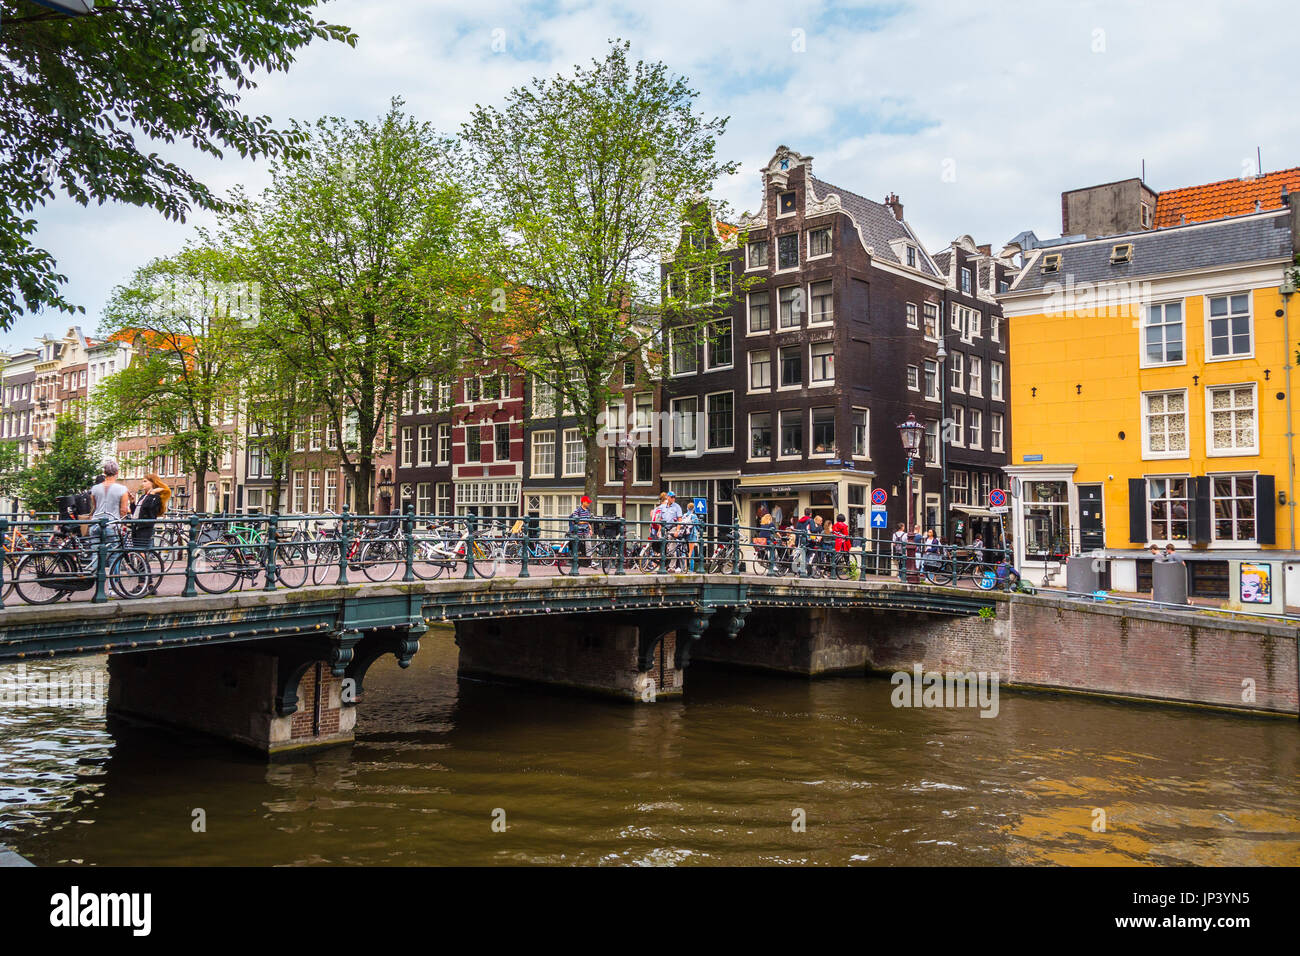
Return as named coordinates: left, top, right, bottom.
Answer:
left=832, top=513, right=851, bottom=570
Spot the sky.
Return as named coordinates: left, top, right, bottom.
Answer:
left=5, top=0, right=1299, bottom=350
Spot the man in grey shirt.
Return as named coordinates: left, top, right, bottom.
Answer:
left=82, top=459, right=130, bottom=566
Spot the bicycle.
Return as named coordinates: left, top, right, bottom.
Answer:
left=11, top=523, right=160, bottom=604
left=193, top=519, right=308, bottom=594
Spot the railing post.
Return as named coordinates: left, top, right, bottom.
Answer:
left=517, top=516, right=531, bottom=579
left=403, top=506, right=416, bottom=583
left=463, top=514, right=477, bottom=580
left=948, top=540, right=957, bottom=587
left=182, top=514, right=199, bottom=597
left=799, top=528, right=810, bottom=578
left=568, top=522, right=580, bottom=576
left=858, top=532, right=869, bottom=581
left=767, top=533, right=778, bottom=576
left=91, top=517, right=109, bottom=603
left=615, top=517, right=626, bottom=576
left=0, top=517, right=8, bottom=610
left=335, top=508, right=351, bottom=585
left=263, top=513, right=279, bottom=592
left=732, top=520, right=741, bottom=576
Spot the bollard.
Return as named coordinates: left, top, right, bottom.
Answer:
left=336, top=508, right=351, bottom=585
left=568, top=524, right=580, bottom=576
left=182, top=514, right=199, bottom=597
left=858, top=535, right=869, bottom=582
left=263, top=514, right=279, bottom=591
left=403, top=506, right=416, bottom=583
left=91, top=517, right=109, bottom=603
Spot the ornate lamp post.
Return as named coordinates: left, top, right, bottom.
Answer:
left=897, top=413, right=924, bottom=584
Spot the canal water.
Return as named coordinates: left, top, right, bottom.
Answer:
left=1, top=634, right=1297, bottom=866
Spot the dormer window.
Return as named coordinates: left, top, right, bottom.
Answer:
left=906, top=246, right=917, bottom=268
left=1041, top=253, right=1062, bottom=274
left=961, top=267, right=973, bottom=294
left=1110, top=243, right=1133, bottom=264
left=778, top=191, right=797, bottom=216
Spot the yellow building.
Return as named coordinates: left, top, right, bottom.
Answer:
left=998, top=205, right=1298, bottom=595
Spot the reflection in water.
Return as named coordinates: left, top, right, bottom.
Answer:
left=1, top=637, right=1297, bottom=866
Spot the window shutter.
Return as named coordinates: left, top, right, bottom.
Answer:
left=1256, top=475, right=1275, bottom=545
left=1128, top=478, right=1147, bottom=543
left=1192, top=477, right=1211, bottom=545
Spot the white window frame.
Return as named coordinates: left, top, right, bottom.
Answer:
left=745, top=239, right=770, bottom=272
left=748, top=349, right=772, bottom=392
left=949, top=351, right=964, bottom=394
left=851, top=407, right=869, bottom=459
left=1205, top=382, right=1259, bottom=457
left=807, top=226, right=832, bottom=260
left=968, top=356, right=982, bottom=398
left=1146, top=474, right=1191, bottom=544
left=1141, top=388, right=1190, bottom=461
left=531, top=430, right=555, bottom=477
left=777, top=408, right=803, bottom=460
left=438, top=423, right=451, bottom=465
left=1209, top=472, right=1258, bottom=544
left=808, top=280, right=833, bottom=325
left=949, top=405, right=965, bottom=448
left=777, top=285, right=801, bottom=329
left=670, top=325, right=699, bottom=376
left=418, top=424, right=433, bottom=466
left=923, top=303, right=939, bottom=341
left=1141, top=300, right=1186, bottom=368
left=810, top=341, right=834, bottom=385
left=990, top=412, right=1004, bottom=453
left=1204, top=292, right=1254, bottom=362
left=400, top=426, right=414, bottom=467
left=923, top=359, right=940, bottom=402
left=968, top=409, right=982, bottom=450
left=705, top=390, right=734, bottom=452
left=561, top=427, right=585, bottom=477
left=669, top=397, right=698, bottom=455
left=748, top=411, right=773, bottom=461
left=990, top=361, right=1003, bottom=402
left=704, top=317, right=734, bottom=371
left=906, top=364, right=920, bottom=391
left=906, top=302, right=918, bottom=329
left=809, top=406, right=835, bottom=458
left=774, top=232, right=800, bottom=272
left=747, top=290, right=771, bottom=334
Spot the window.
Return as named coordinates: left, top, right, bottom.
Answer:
left=466, top=377, right=481, bottom=402
left=1148, top=477, right=1189, bottom=541
left=991, top=361, right=1004, bottom=401
left=623, top=361, right=636, bottom=386
left=438, top=382, right=452, bottom=411
left=777, top=233, right=799, bottom=270
left=1144, top=302, right=1184, bottom=365
left=713, top=262, right=732, bottom=299
left=466, top=424, right=481, bottom=463
left=1207, top=293, right=1251, bottom=359
left=749, top=412, right=772, bottom=459
left=706, top=318, right=733, bottom=369
left=968, top=356, right=982, bottom=397
left=968, top=409, right=982, bottom=449
left=967, top=310, right=981, bottom=339
left=810, top=341, right=834, bottom=383
left=1143, top=390, right=1188, bottom=458
left=906, top=365, right=920, bottom=391
left=1207, top=384, right=1257, bottom=456
left=706, top=392, right=733, bottom=450
left=906, top=303, right=918, bottom=329
left=562, top=428, right=585, bottom=476
left=401, top=426, right=414, bottom=467
left=779, top=345, right=802, bottom=388
left=749, top=350, right=772, bottom=390
left=670, top=326, right=698, bottom=375
left=809, top=280, right=833, bottom=324
left=990, top=412, right=1004, bottom=453
left=438, top=424, right=451, bottom=464
left=923, top=421, right=939, bottom=466
left=949, top=351, right=964, bottom=392
left=961, top=268, right=973, bottom=294
left=531, top=431, right=554, bottom=476
left=531, top=376, right=556, bottom=418
left=746, top=240, right=770, bottom=270
left=779, top=409, right=803, bottom=458
left=670, top=398, right=698, bottom=453
left=1212, top=474, right=1256, bottom=542
left=778, top=286, right=801, bottom=328
left=923, top=303, right=939, bottom=339
left=808, top=227, right=832, bottom=258
left=308, top=471, right=322, bottom=513
left=748, top=291, right=771, bottom=332
left=495, top=423, right=511, bottom=462
left=604, top=404, right=625, bottom=480
left=991, top=316, right=1000, bottom=344
left=436, top=482, right=451, bottom=515
left=482, top=376, right=501, bottom=401
left=418, top=424, right=433, bottom=465
left=325, top=471, right=338, bottom=512
left=416, top=482, right=433, bottom=515
left=634, top=393, right=653, bottom=430
left=1024, top=481, right=1071, bottom=557
left=906, top=246, right=917, bottom=268
left=292, top=470, right=305, bottom=513
left=811, top=407, right=835, bottom=454
left=1110, top=243, right=1133, bottom=264
left=998, top=278, right=1009, bottom=293
left=951, top=470, right=969, bottom=506
left=949, top=405, right=964, bottom=447
left=950, top=304, right=963, bottom=332
left=778, top=191, right=797, bottom=215
left=923, top=359, right=940, bottom=401
left=852, top=408, right=868, bottom=457
left=1041, top=253, right=1061, bottom=273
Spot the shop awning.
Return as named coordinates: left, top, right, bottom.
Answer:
left=951, top=505, right=1000, bottom=518
left=737, top=481, right=840, bottom=498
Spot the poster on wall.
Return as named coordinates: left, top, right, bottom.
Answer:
left=1240, top=563, right=1271, bottom=604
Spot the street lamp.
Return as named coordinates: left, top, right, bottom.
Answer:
left=897, top=413, right=924, bottom=583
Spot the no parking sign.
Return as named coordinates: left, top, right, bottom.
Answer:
left=870, top=488, right=888, bottom=506
left=989, top=488, right=1007, bottom=508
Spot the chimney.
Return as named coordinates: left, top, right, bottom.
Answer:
left=885, top=192, right=904, bottom=221
left=977, top=243, right=991, bottom=256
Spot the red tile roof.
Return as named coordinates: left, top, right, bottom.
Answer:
left=1153, top=168, right=1300, bottom=228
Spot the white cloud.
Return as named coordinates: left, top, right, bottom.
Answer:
left=5, top=0, right=1298, bottom=349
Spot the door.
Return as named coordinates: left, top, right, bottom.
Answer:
left=1078, top=483, right=1104, bottom=551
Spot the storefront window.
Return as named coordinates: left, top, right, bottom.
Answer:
left=1023, top=481, right=1071, bottom=558
left=1148, top=476, right=1188, bottom=541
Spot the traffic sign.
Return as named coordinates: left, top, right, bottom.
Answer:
left=693, top=497, right=707, bottom=515
left=990, top=505, right=1009, bottom=515
left=989, top=488, right=1007, bottom=508
left=870, top=509, right=888, bottom=529
left=870, top=488, right=888, bottom=505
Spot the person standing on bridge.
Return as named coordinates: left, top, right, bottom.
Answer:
left=81, top=459, right=130, bottom=569
left=569, top=496, right=594, bottom=562
left=129, top=473, right=171, bottom=550
left=891, top=522, right=908, bottom=580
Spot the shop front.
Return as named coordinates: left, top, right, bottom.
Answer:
left=1002, top=464, right=1078, bottom=573
left=735, top=470, right=875, bottom=542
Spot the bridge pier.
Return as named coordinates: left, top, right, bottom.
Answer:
left=107, top=626, right=422, bottom=758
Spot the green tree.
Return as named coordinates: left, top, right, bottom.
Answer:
left=240, top=338, right=314, bottom=513
left=18, top=416, right=97, bottom=513
left=91, top=244, right=249, bottom=502
left=462, top=40, right=741, bottom=502
left=0, top=0, right=355, bottom=329
left=0, top=439, right=23, bottom=505
left=230, top=99, right=492, bottom=510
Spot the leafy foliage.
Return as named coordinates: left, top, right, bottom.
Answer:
left=17, top=415, right=97, bottom=513
left=0, top=0, right=355, bottom=328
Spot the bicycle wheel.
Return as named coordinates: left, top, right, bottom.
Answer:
left=2, top=552, right=16, bottom=603
left=311, top=541, right=340, bottom=585
left=275, top=542, right=310, bottom=588
left=360, top=538, right=400, bottom=583
left=194, top=542, right=242, bottom=594
left=471, top=541, right=497, bottom=579
left=832, top=553, right=853, bottom=581
left=109, top=550, right=154, bottom=599
left=12, top=551, right=76, bottom=605
left=924, top=562, right=954, bottom=586
left=412, top=541, right=443, bottom=580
